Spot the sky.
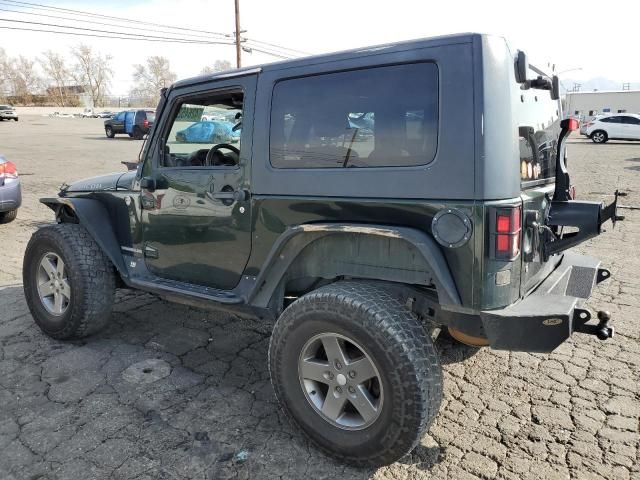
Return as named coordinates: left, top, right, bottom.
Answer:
left=2, top=0, right=640, bottom=95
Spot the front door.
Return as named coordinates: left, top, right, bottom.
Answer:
left=139, top=75, right=256, bottom=290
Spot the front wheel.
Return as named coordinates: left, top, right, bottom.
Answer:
left=269, top=281, right=443, bottom=467
left=105, top=126, right=115, bottom=138
left=23, top=224, right=115, bottom=340
left=591, top=130, right=608, bottom=143
left=0, top=209, right=17, bottom=224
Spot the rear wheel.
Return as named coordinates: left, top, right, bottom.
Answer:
left=105, top=126, right=115, bottom=138
left=23, top=224, right=115, bottom=340
left=269, top=281, right=443, bottom=467
left=591, top=130, right=608, bottom=143
left=0, top=209, right=17, bottom=223
left=133, top=126, right=143, bottom=140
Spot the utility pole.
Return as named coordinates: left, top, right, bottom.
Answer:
left=234, top=0, right=241, bottom=68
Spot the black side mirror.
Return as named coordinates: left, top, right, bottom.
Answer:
left=515, top=50, right=528, bottom=84
left=551, top=75, right=560, bottom=100
left=140, top=176, right=156, bottom=192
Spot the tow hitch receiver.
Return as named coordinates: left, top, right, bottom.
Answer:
left=573, top=309, right=614, bottom=340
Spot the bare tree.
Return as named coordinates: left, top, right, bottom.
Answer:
left=71, top=44, right=112, bottom=107
left=40, top=50, right=71, bottom=107
left=131, top=56, right=176, bottom=105
left=0, top=48, right=9, bottom=101
left=1, top=55, right=43, bottom=104
left=200, top=60, right=233, bottom=75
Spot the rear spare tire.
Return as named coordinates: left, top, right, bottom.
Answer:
left=23, top=223, right=115, bottom=339
left=269, top=281, right=443, bottom=467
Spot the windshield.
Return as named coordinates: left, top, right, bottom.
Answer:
left=517, top=67, right=561, bottom=185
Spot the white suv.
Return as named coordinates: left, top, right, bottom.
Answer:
left=584, top=113, right=640, bottom=143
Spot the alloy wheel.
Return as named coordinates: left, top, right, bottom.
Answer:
left=298, top=332, right=383, bottom=430
left=36, top=252, right=71, bottom=315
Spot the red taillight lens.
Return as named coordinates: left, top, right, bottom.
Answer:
left=144, top=119, right=149, bottom=128
left=491, top=206, right=521, bottom=260
left=567, top=118, right=579, bottom=131
left=0, top=161, right=18, bottom=178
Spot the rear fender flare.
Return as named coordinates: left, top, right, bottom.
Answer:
left=40, top=197, right=128, bottom=278
left=249, top=223, right=461, bottom=308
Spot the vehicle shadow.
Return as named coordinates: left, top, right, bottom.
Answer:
left=0, top=286, right=446, bottom=479
left=625, top=157, right=640, bottom=172
left=80, top=136, right=141, bottom=141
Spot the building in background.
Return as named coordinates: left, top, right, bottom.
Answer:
left=566, top=90, right=640, bottom=119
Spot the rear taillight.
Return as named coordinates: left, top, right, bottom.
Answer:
left=585, top=122, right=594, bottom=127
left=144, top=119, right=149, bottom=128
left=491, top=205, right=521, bottom=260
left=0, top=161, right=18, bottom=179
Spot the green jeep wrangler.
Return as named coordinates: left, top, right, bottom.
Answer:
left=23, top=33, right=623, bottom=466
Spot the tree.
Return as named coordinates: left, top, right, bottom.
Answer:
left=40, top=50, right=71, bottom=107
left=0, top=48, right=9, bottom=100
left=1, top=55, right=43, bottom=104
left=200, top=60, right=232, bottom=75
left=71, top=44, right=112, bottom=107
left=131, top=56, right=176, bottom=105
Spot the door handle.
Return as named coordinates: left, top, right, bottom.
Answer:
left=208, top=188, right=250, bottom=202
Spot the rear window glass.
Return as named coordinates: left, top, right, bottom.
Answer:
left=270, top=62, right=438, bottom=169
left=517, top=70, right=561, bottom=184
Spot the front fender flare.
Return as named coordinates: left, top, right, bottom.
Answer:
left=40, top=197, right=128, bottom=278
left=249, top=223, right=461, bottom=308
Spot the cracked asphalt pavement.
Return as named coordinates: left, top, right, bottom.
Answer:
left=0, top=117, right=638, bottom=479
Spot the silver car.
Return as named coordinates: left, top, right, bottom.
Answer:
left=0, top=155, right=21, bottom=223
left=0, top=105, right=18, bottom=121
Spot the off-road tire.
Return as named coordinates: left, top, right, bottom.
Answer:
left=269, top=281, right=443, bottom=467
left=105, top=126, right=115, bottom=138
left=591, top=130, right=608, bottom=143
left=23, top=223, right=115, bottom=340
left=0, top=208, right=17, bottom=224
left=133, top=126, right=143, bottom=140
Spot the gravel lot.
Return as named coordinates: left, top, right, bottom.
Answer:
left=0, top=116, right=638, bottom=479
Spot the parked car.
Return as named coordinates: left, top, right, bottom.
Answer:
left=0, top=105, right=18, bottom=121
left=81, top=108, right=94, bottom=118
left=0, top=155, right=21, bottom=223
left=104, top=110, right=155, bottom=139
left=22, top=33, right=622, bottom=467
left=175, top=120, right=240, bottom=144
left=583, top=113, right=640, bottom=143
left=579, top=114, right=605, bottom=135
left=95, top=111, right=114, bottom=118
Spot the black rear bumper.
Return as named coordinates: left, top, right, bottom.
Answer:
left=479, top=252, right=611, bottom=352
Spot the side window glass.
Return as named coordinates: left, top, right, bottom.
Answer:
left=621, top=116, right=640, bottom=125
left=161, top=91, right=243, bottom=168
left=270, top=62, right=438, bottom=168
left=116, top=112, right=125, bottom=121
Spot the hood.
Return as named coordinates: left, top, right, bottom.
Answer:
left=63, top=171, right=136, bottom=193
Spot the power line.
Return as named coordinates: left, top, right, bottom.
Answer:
left=242, top=45, right=291, bottom=59
left=0, top=6, right=221, bottom=41
left=0, top=0, right=306, bottom=58
left=0, top=24, right=235, bottom=45
left=0, top=0, right=230, bottom=39
left=0, top=18, right=236, bottom=45
left=244, top=37, right=310, bottom=56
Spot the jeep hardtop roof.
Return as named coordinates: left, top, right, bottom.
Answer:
left=172, top=32, right=486, bottom=89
